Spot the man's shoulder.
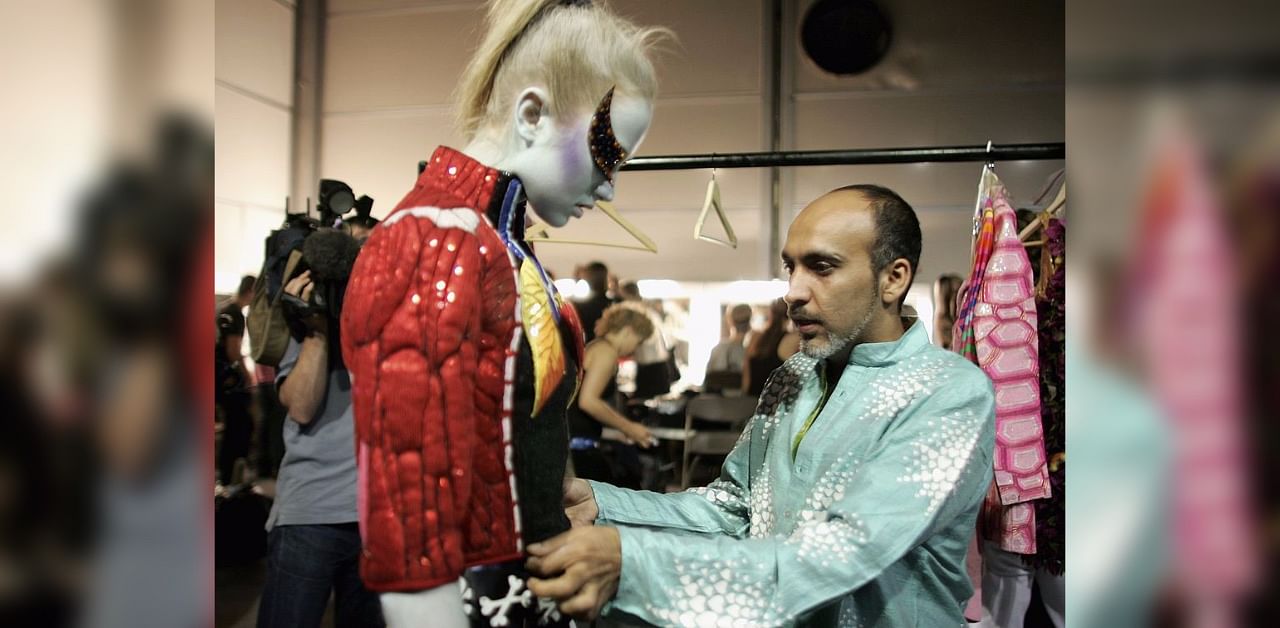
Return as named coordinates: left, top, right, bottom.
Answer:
left=219, top=301, right=243, bottom=317
left=913, top=344, right=995, bottom=399
left=217, top=302, right=245, bottom=330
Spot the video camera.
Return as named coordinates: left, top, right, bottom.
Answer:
left=276, top=179, right=375, bottom=338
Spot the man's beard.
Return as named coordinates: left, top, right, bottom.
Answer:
left=798, top=297, right=877, bottom=360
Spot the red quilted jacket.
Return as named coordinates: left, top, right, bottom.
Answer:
left=341, top=147, right=583, bottom=592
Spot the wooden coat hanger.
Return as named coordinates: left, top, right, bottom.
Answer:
left=526, top=200, right=658, bottom=253
left=1019, top=180, right=1066, bottom=243
left=694, top=169, right=738, bottom=248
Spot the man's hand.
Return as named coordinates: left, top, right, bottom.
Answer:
left=564, top=478, right=598, bottom=528
left=283, top=270, right=328, bottom=335
left=526, top=526, right=622, bottom=621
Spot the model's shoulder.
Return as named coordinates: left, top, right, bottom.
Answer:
left=381, top=205, right=484, bottom=233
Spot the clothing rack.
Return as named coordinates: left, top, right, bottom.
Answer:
left=407, top=142, right=1066, bottom=266
left=413, top=143, right=1064, bottom=177
left=619, top=142, right=1064, bottom=171
left=619, top=142, right=1063, bottom=270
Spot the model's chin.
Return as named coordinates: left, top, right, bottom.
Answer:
left=528, top=202, right=572, bottom=227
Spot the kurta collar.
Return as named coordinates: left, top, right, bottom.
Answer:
left=844, top=320, right=929, bottom=368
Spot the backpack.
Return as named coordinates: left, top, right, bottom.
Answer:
left=246, top=215, right=319, bottom=366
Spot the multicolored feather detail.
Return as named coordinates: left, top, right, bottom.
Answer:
left=520, top=258, right=565, bottom=417
left=498, top=179, right=561, bottom=323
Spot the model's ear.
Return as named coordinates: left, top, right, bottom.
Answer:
left=513, top=87, right=552, bottom=147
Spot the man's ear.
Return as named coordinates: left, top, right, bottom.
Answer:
left=880, top=259, right=913, bottom=307
left=513, top=87, right=552, bottom=147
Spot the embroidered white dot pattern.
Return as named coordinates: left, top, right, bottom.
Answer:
left=645, top=557, right=782, bottom=627
left=895, top=410, right=983, bottom=515
left=747, top=470, right=775, bottom=538
left=789, top=518, right=868, bottom=565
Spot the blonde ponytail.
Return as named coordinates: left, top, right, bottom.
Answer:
left=453, top=0, right=671, bottom=140
left=454, top=0, right=559, bottom=138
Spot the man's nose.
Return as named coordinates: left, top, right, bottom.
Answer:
left=785, top=275, right=811, bottom=309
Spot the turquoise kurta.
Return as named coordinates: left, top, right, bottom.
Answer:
left=590, top=322, right=995, bottom=627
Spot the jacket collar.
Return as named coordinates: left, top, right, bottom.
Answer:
left=418, top=146, right=513, bottom=216
left=845, top=319, right=930, bottom=368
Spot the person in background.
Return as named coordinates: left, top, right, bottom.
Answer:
left=573, top=261, right=615, bottom=342
left=900, top=303, right=919, bottom=331
left=216, top=275, right=255, bottom=486
left=703, top=303, right=753, bottom=393
left=741, top=298, right=800, bottom=396
left=526, top=184, right=996, bottom=626
left=569, top=305, right=656, bottom=488
left=618, top=281, right=675, bottom=398
left=933, top=274, right=963, bottom=351
left=252, top=360, right=286, bottom=480
left=343, top=213, right=379, bottom=243
left=256, top=270, right=383, bottom=628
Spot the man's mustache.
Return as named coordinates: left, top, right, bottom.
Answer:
left=788, top=307, right=822, bottom=326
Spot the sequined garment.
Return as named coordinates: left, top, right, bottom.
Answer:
left=341, top=146, right=584, bottom=593
left=589, top=323, right=995, bottom=627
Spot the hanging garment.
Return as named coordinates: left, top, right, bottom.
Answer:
left=953, top=168, right=1050, bottom=554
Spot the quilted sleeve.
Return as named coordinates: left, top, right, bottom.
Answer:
left=340, top=211, right=493, bottom=584
left=342, top=218, right=419, bottom=348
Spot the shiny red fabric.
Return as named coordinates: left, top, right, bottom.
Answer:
left=341, top=147, right=524, bottom=591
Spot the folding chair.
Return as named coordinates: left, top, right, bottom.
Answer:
left=680, top=394, right=758, bottom=489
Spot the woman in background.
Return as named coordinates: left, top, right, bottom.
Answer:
left=742, top=298, right=800, bottom=397
left=569, top=304, right=656, bottom=487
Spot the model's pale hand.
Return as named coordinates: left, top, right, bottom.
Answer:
left=525, top=526, right=621, bottom=621
left=563, top=478, right=598, bottom=528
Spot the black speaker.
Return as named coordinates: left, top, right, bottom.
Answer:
left=801, top=0, right=893, bottom=76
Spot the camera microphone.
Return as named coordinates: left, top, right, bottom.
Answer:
left=302, top=229, right=361, bottom=284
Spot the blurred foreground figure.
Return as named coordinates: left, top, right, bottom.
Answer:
left=1124, top=113, right=1257, bottom=627
left=72, top=116, right=211, bottom=628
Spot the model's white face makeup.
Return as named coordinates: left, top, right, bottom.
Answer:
left=506, top=89, right=652, bottom=227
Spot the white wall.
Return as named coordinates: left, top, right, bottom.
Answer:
left=214, top=0, right=296, bottom=293
left=209, top=0, right=1067, bottom=292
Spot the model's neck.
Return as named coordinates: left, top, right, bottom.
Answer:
left=460, top=126, right=519, bottom=172
left=460, top=129, right=535, bottom=224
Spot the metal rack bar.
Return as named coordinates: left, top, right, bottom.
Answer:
left=619, top=142, right=1064, bottom=171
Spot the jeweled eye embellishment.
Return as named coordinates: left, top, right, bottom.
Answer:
left=588, top=86, right=628, bottom=184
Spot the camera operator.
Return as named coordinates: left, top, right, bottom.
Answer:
left=257, top=253, right=383, bottom=626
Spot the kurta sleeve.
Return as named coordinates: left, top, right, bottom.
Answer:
left=605, top=375, right=995, bottom=626
left=590, top=414, right=756, bottom=537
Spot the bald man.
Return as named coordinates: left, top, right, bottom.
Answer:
left=526, top=185, right=996, bottom=627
